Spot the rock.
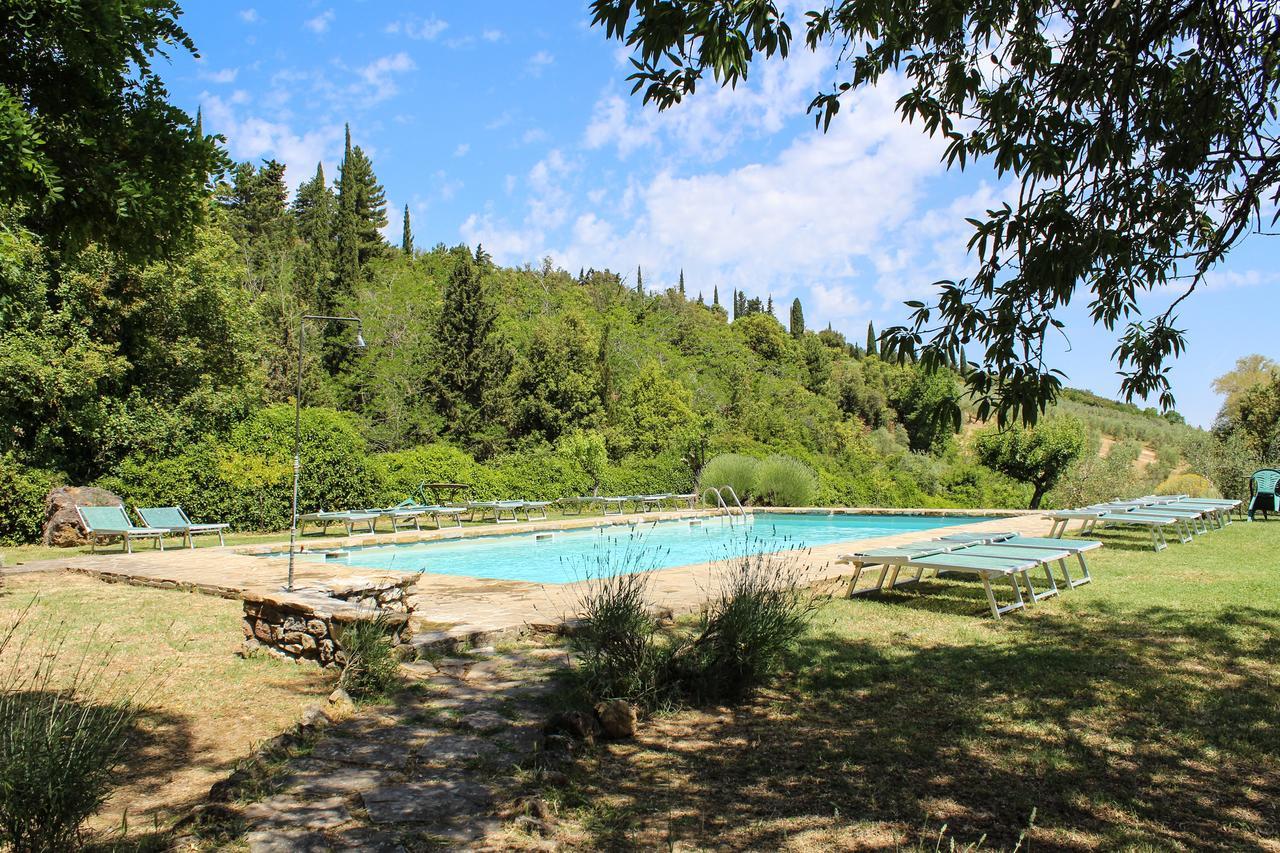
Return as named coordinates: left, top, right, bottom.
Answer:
left=298, top=704, right=329, bottom=729
left=360, top=778, right=491, bottom=824
left=307, top=619, right=328, bottom=637
left=458, top=710, right=507, bottom=733
left=594, top=699, right=637, bottom=739
left=544, top=710, right=601, bottom=746
left=513, top=815, right=554, bottom=838
left=41, top=485, right=122, bottom=547
left=327, top=687, right=355, bottom=716
left=540, top=769, right=569, bottom=786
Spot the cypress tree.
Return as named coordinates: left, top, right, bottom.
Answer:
left=333, top=124, right=359, bottom=300
left=636, top=265, right=644, bottom=295
left=790, top=298, right=805, bottom=338
left=401, top=204, right=413, bottom=255
left=713, top=285, right=719, bottom=306
left=678, top=269, right=685, bottom=296
left=732, top=289, right=739, bottom=320
left=432, top=246, right=509, bottom=446
left=292, top=162, right=336, bottom=304
left=866, top=321, right=878, bottom=357
left=766, top=294, right=773, bottom=314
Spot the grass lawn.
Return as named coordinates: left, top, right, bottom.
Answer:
left=548, top=521, right=1280, bottom=850
left=0, top=573, right=331, bottom=841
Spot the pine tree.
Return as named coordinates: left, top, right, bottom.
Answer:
left=766, top=294, right=773, bottom=314
left=866, top=321, right=878, bottom=357
left=292, top=162, right=337, bottom=303
left=346, top=145, right=387, bottom=265
left=713, top=285, right=719, bottom=306
left=697, top=291, right=704, bottom=304
left=678, top=268, right=685, bottom=296
left=790, top=298, right=805, bottom=338
left=636, top=265, right=644, bottom=296
left=401, top=204, right=413, bottom=256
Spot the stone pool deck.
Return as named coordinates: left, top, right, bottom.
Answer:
left=8, top=508, right=1049, bottom=645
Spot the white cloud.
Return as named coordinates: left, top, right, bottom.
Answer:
left=197, top=66, right=239, bottom=84
left=454, top=143, right=470, bottom=157
left=239, top=8, right=259, bottom=23
left=200, top=93, right=343, bottom=192
left=304, top=9, right=334, bottom=34
left=521, top=128, right=548, bottom=145
left=386, top=15, right=448, bottom=41
left=356, top=52, right=416, bottom=103
left=482, top=29, right=504, bottom=42
left=527, top=50, right=555, bottom=76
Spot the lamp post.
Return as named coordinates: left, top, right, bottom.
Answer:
left=287, top=314, right=365, bottom=591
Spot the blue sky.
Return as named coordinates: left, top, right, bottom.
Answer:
left=162, top=1, right=1277, bottom=428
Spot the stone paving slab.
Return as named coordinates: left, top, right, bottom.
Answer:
left=361, top=777, right=493, bottom=824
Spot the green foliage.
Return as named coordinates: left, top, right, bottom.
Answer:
left=558, top=431, right=608, bottom=494
left=976, top=416, right=1087, bottom=509
left=0, top=611, right=142, bottom=852
left=753, top=454, right=817, bottom=507
left=336, top=614, right=402, bottom=701
left=1156, top=473, right=1221, bottom=499
left=611, top=361, right=696, bottom=456
left=788, top=298, right=804, bottom=338
left=571, top=544, right=818, bottom=711
left=590, top=0, right=1278, bottom=422
left=733, top=312, right=790, bottom=362
left=699, top=453, right=759, bottom=503
left=0, top=0, right=223, bottom=262
left=0, top=456, right=60, bottom=546
left=1189, top=430, right=1265, bottom=502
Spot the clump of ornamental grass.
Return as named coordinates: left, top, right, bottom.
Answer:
left=336, top=613, right=403, bottom=700
left=0, top=601, right=144, bottom=853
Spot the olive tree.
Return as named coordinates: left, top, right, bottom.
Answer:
left=975, top=415, right=1087, bottom=508
left=589, top=0, right=1280, bottom=424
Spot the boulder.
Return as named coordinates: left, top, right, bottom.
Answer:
left=594, top=699, right=637, bottom=739
left=42, top=486, right=123, bottom=547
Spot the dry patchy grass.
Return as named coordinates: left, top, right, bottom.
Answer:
left=0, top=573, right=331, bottom=842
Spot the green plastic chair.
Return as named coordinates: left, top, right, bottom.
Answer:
left=136, top=506, right=230, bottom=548
left=76, top=505, right=169, bottom=553
left=1248, top=469, right=1280, bottom=521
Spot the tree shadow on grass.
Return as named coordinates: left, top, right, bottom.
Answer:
left=567, top=601, right=1280, bottom=850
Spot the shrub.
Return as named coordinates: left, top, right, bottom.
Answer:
left=0, top=611, right=141, bottom=852
left=1156, top=472, right=1221, bottom=499
left=752, top=454, right=817, bottom=506
left=570, top=569, right=672, bottom=709
left=677, top=548, right=819, bottom=702
left=0, top=456, right=61, bottom=545
left=601, top=452, right=693, bottom=498
left=699, top=453, right=758, bottom=503
left=336, top=614, right=402, bottom=701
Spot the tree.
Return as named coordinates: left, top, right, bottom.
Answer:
left=789, top=298, right=805, bottom=338
left=333, top=125, right=387, bottom=298
left=976, top=416, right=1087, bottom=509
left=1212, top=355, right=1278, bottom=428
left=430, top=247, right=511, bottom=455
left=333, top=125, right=360, bottom=303
left=678, top=268, right=686, bottom=296
left=636, top=265, right=644, bottom=296
left=866, top=321, right=877, bottom=358
left=401, top=205, right=413, bottom=256
left=712, top=285, right=719, bottom=306
left=589, top=0, right=1280, bottom=424
left=291, top=163, right=337, bottom=307
left=0, top=0, right=224, bottom=262
left=766, top=294, right=773, bottom=314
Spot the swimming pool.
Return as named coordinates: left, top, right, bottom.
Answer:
left=286, top=512, right=979, bottom=585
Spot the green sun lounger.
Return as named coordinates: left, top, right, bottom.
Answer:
left=135, top=506, right=230, bottom=548
left=77, top=505, right=170, bottom=554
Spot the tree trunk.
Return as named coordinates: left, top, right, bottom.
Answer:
left=1029, top=483, right=1047, bottom=509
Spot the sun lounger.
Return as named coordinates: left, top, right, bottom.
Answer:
left=1045, top=508, right=1179, bottom=551
left=520, top=500, right=553, bottom=521
left=637, top=494, right=673, bottom=512
left=298, top=511, right=380, bottom=536
left=466, top=500, right=525, bottom=523
left=937, top=533, right=1099, bottom=587
left=77, top=505, right=170, bottom=553
left=582, top=496, right=630, bottom=515
left=836, top=543, right=960, bottom=597
left=135, top=506, right=230, bottom=548
left=1086, top=502, right=1208, bottom=538
left=839, top=544, right=1058, bottom=618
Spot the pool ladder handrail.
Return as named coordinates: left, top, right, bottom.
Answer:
left=702, top=485, right=748, bottom=522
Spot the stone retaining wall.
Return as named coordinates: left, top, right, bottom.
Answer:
left=240, top=576, right=420, bottom=667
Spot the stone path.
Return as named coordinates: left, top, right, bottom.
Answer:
left=239, top=645, right=568, bottom=852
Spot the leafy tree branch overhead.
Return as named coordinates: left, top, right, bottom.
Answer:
left=589, top=0, right=1280, bottom=425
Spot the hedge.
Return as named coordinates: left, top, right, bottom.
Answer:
left=0, top=455, right=61, bottom=545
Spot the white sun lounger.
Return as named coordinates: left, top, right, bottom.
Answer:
left=936, top=533, right=1100, bottom=588
left=298, top=510, right=380, bottom=536
left=1046, top=509, right=1179, bottom=551
left=838, top=545, right=1058, bottom=618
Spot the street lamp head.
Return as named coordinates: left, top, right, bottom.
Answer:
left=354, top=331, right=366, bottom=348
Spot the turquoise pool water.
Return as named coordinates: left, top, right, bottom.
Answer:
left=289, top=512, right=978, bottom=584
